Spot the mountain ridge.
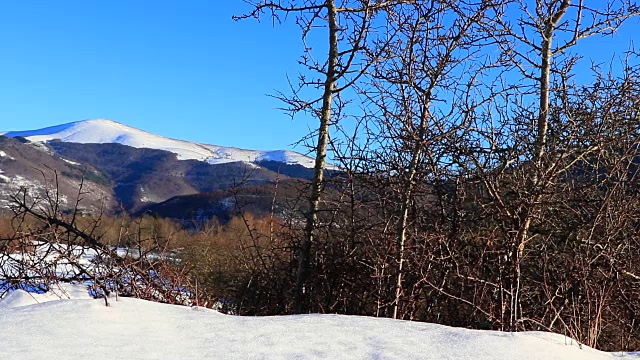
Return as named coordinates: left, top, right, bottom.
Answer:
left=2, top=118, right=319, bottom=169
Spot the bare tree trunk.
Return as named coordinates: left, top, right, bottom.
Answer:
left=510, top=0, right=568, bottom=330
left=483, top=0, right=640, bottom=331
left=393, top=107, right=428, bottom=319
left=294, top=0, right=338, bottom=314
left=238, top=0, right=399, bottom=314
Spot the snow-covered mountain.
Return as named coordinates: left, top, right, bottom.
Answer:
left=1, top=118, right=318, bottom=168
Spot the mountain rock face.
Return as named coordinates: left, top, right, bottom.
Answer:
left=0, top=119, right=318, bottom=218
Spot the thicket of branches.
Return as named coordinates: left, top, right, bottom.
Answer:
left=233, top=0, right=640, bottom=352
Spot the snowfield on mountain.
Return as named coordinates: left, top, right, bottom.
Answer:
left=1, top=118, right=320, bottom=168
left=0, top=284, right=638, bottom=360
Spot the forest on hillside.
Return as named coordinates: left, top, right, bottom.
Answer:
left=1, top=0, right=639, bottom=352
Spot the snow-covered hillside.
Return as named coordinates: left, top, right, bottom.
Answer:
left=0, top=285, right=636, bottom=360
left=1, top=119, right=319, bottom=168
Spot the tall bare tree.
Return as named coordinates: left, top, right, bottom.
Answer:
left=237, top=0, right=406, bottom=313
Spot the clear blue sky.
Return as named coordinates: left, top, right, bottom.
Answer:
left=0, top=0, right=310, bottom=151
left=0, top=1, right=637, bottom=152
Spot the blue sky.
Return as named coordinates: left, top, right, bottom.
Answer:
left=0, top=1, right=310, bottom=151
left=0, top=1, right=637, bottom=152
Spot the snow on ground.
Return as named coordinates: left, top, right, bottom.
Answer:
left=2, top=118, right=327, bottom=169
left=0, top=284, right=638, bottom=360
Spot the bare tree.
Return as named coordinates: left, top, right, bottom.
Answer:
left=236, top=0, right=406, bottom=313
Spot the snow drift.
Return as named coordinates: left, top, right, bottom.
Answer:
left=0, top=285, right=638, bottom=360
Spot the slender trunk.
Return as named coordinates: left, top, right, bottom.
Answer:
left=294, top=0, right=338, bottom=314
left=536, top=0, right=568, bottom=166
left=510, top=1, right=568, bottom=329
left=510, top=216, right=529, bottom=329
left=393, top=194, right=411, bottom=319
left=509, top=31, right=551, bottom=329
left=536, top=28, right=552, bottom=169
left=392, top=105, right=429, bottom=319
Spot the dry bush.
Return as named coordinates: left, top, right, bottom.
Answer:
left=180, top=213, right=296, bottom=314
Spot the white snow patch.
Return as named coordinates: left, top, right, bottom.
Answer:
left=0, top=244, right=636, bottom=359
left=219, top=196, right=235, bottom=209
left=0, top=150, right=15, bottom=160
left=243, top=161, right=260, bottom=169
left=62, top=158, right=81, bottom=166
left=29, top=140, right=54, bottom=154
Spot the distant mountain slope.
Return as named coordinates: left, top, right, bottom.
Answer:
left=0, top=136, right=114, bottom=213
left=2, top=118, right=319, bottom=168
left=142, top=179, right=310, bottom=222
left=49, top=141, right=289, bottom=213
left=0, top=136, right=310, bottom=216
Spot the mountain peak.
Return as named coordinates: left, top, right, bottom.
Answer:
left=76, top=118, right=142, bottom=129
left=77, top=118, right=124, bottom=126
